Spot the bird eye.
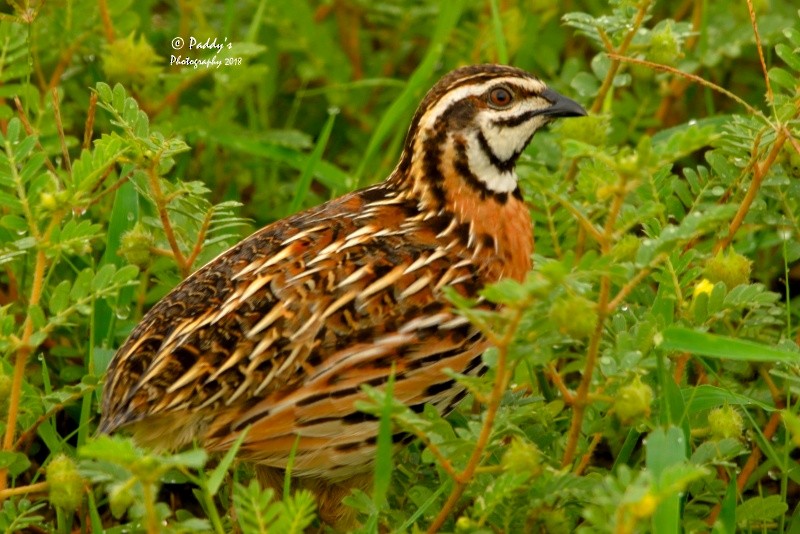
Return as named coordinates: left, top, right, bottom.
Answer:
left=488, top=86, right=513, bottom=108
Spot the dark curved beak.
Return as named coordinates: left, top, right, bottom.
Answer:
left=540, top=88, right=587, bottom=118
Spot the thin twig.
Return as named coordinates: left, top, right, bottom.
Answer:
left=403, top=427, right=459, bottom=480
left=148, top=72, right=210, bottom=117
left=758, top=367, right=785, bottom=409
left=1, top=147, right=65, bottom=495
left=426, top=306, right=525, bottom=532
left=745, top=0, right=772, bottom=103
left=607, top=54, right=764, bottom=119
left=544, top=190, right=604, bottom=244
left=83, top=92, right=98, bottom=150
left=575, top=432, right=603, bottom=475
left=13, top=387, right=94, bottom=450
left=561, top=275, right=611, bottom=468
left=0, top=482, right=49, bottom=500
left=673, top=352, right=690, bottom=384
left=562, top=177, right=627, bottom=468
left=652, top=0, right=704, bottom=129
left=590, top=0, right=652, bottom=115
left=85, top=170, right=133, bottom=209
left=605, top=253, right=668, bottom=313
left=565, top=0, right=652, bottom=183
left=186, top=210, right=214, bottom=269
left=0, top=222, right=58, bottom=493
left=52, top=88, right=71, bottom=174
left=714, top=129, right=787, bottom=253
left=149, top=246, right=177, bottom=259
left=98, top=0, right=115, bottom=42
left=46, top=36, right=87, bottom=94
left=13, top=97, right=59, bottom=177
left=546, top=363, right=574, bottom=404
left=147, top=164, right=189, bottom=277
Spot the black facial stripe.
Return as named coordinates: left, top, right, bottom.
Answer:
left=399, top=86, right=540, bottom=173
left=476, top=130, right=517, bottom=174
left=453, top=137, right=511, bottom=204
left=491, top=108, right=545, bottom=128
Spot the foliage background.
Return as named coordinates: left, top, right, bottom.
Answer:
left=0, top=0, right=799, bottom=532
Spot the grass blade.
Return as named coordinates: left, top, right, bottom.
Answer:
left=647, top=426, right=686, bottom=534
left=659, top=327, right=799, bottom=362
left=353, top=0, right=465, bottom=186
left=488, top=0, right=508, bottom=64
left=289, top=108, right=338, bottom=214
left=208, top=428, right=248, bottom=496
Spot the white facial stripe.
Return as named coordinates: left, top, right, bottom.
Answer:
left=419, top=76, right=547, bottom=131
left=464, top=131, right=518, bottom=193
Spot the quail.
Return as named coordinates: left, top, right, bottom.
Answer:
left=99, top=64, right=587, bottom=526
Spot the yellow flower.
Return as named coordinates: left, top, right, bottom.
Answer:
left=692, top=278, right=715, bottom=300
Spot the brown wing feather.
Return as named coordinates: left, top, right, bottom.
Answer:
left=99, top=183, right=499, bottom=476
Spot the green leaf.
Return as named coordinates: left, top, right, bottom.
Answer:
left=112, top=264, right=140, bottom=285
left=0, top=451, right=31, bottom=476
left=481, top=278, right=528, bottom=305
left=79, top=435, right=143, bottom=464
left=233, top=481, right=278, bottom=534
left=690, top=438, right=745, bottom=465
left=775, top=43, right=800, bottom=72
left=12, top=136, right=36, bottom=162
left=70, top=268, right=93, bottom=302
left=18, top=152, right=45, bottom=184
left=0, top=214, right=27, bottom=233
left=93, top=347, right=116, bottom=375
left=5, top=117, right=20, bottom=142
left=95, top=180, right=140, bottom=345
left=784, top=26, right=800, bottom=47
left=219, top=42, right=266, bottom=60
left=96, top=82, right=113, bottom=103
left=162, top=448, right=208, bottom=470
left=658, top=327, right=800, bottom=363
left=736, top=495, right=789, bottom=523
left=682, top=384, right=774, bottom=413
left=70, top=135, right=126, bottom=193
left=48, top=280, right=71, bottom=315
left=273, top=489, right=316, bottom=534
left=789, top=500, right=800, bottom=534
left=92, top=264, right=116, bottom=292
left=28, top=303, right=46, bottom=330
left=14, top=236, right=36, bottom=250
left=768, top=67, right=798, bottom=93
left=646, top=426, right=686, bottom=482
left=112, top=83, right=126, bottom=113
